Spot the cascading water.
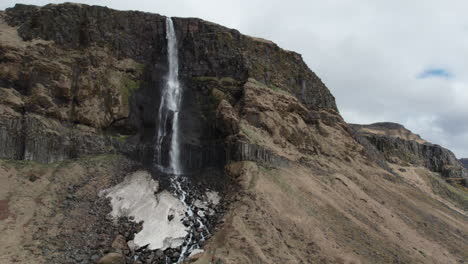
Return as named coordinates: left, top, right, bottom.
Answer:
left=154, top=17, right=182, bottom=175
left=154, top=17, right=211, bottom=263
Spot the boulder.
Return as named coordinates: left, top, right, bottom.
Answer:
left=96, top=253, right=125, bottom=264
left=111, top=235, right=128, bottom=251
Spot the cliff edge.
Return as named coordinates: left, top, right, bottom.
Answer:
left=351, top=122, right=468, bottom=187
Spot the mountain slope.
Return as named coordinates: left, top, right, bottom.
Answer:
left=0, top=3, right=466, bottom=264
left=190, top=82, right=467, bottom=264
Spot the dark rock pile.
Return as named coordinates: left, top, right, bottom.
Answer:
left=98, top=175, right=232, bottom=264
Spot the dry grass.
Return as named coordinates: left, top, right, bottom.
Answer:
left=191, top=83, right=468, bottom=264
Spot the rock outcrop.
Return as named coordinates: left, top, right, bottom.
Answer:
left=461, top=158, right=468, bottom=169
left=1, top=3, right=337, bottom=170
left=351, top=122, right=468, bottom=186
left=0, top=7, right=143, bottom=163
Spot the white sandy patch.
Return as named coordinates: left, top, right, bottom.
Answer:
left=100, top=171, right=188, bottom=250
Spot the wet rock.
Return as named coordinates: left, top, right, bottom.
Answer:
left=155, top=249, right=164, bottom=258
left=168, top=214, right=174, bottom=221
left=146, top=251, right=155, bottom=262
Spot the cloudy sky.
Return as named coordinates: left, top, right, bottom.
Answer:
left=2, top=0, right=467, bottom=157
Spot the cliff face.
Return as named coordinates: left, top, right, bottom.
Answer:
left=351, top=123, right=468, bottom=186
left=0, top=6, right=144, bottom=163
left=1, top=3, right=337, bottom=169
left=461, top=158, right=468, bottom=169
left=0, top=3, right=467, bottom=264
left=195, top=85, right=468, bottom=263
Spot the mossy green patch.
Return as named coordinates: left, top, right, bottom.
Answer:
left=192, top=76, right=241, bottom=106
left=192, top=76, right=240, bottom=119
left=271, top=85, right=291, bottom=96
left=214, top=31, right=235, bottom=49
left=135, top=63, right=145, bottom=76
left=77, top=154, right=122, bottom=164
left=240, top=123, right=263, bottom=145
left=0, top=154, right=123, bottom=172
left=192, top=76, right=236, bottom=86
left=196, top=92, right=220, bottom=122
left=121, top=76, right=141, bottom=103
left=0, top=158, right=58, bottom=170
left=110, top=134, right=129, bottom=143
left=192, top=76, right=220, bottom=82
left=425, top=172, right=468, bottom=210
left=250, top=78, right=291, bottom=95
left=211, top=88, right=226, bottom=103
left=250, top=63, right=266, bottom=80
left=220, top=77, right=236, bottom=86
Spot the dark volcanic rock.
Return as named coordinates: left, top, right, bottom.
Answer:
left=460, top=158, right=468, bottom=169
left=351, top=123, right=468, bottom=186
left=2, top=3, right=337, bottom=171
left=5, top=3, right=337, bottom=110
left=228, top=142, right=289, bottom=168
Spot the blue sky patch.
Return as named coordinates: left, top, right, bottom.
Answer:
left=418, top=68, right=454, bottom=79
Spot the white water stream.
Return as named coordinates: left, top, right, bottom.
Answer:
left=154, top=17, right=211, bottom=263
left=102, top=18, right=218, bottom=264
left=154, top=17, right=182, bottom=175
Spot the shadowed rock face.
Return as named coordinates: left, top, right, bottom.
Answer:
left=1, top=3, right=337, bottom=171
left=461, top=158, right=468, bottom=168
left=351, top=123, right=468, bottom=186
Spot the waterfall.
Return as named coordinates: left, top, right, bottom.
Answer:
left=154, top=17, right=182, bottom=175
left=153, top=17, right=210, bottom=263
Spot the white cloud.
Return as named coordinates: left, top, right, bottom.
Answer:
left=1, top=0, right=467, bottom=157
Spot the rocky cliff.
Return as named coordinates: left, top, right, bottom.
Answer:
left=351, top=122, right=468, bottom=187
left=1, top=3, right=337, bottom=170
left=461, top=158, right=468, bottom=169
left=0, top=3, right=467, bottom=264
